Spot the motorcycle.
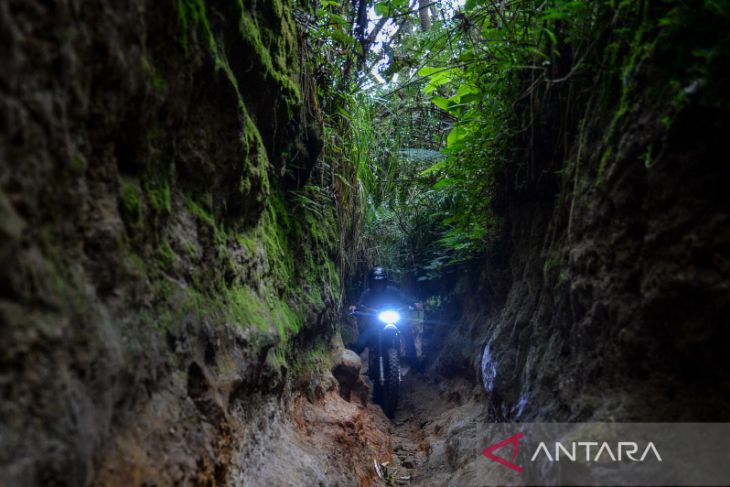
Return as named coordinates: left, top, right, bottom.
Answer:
left=351, top=305, right=413, bottom=417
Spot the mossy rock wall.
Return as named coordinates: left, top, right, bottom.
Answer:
left=0, top=0, right=337, bottom=484
left=436, top=1, right=730, bottom=422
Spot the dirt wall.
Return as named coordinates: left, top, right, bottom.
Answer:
left=442, top=2, right=730, bottom=423
left=0, top=0, right=345, bottom=484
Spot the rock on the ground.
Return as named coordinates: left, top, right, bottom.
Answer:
left=334, top=349, right=362, bottom=380
left=332, top=349, right=369, bottom=406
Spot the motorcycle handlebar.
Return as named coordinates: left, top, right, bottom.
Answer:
left=348, top=305, right=415, bottom=317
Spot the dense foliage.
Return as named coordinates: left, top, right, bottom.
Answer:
left=303, top=0, right=730, bottom=291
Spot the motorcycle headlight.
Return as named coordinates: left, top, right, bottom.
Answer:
left=378, top=310, right=400, bottom=323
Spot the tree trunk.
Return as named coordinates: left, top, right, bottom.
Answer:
left=418, top=0, right=431, bottom=31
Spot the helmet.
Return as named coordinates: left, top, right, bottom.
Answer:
left=368, top=266, right=387, bottom=286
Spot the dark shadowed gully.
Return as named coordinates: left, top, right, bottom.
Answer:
left=1, top=0, right=728, bottom=486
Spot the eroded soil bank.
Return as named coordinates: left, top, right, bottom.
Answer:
left=300, top=320, right=504, bottom=487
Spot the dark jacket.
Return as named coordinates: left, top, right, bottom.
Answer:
left=356, top=284, right=417, bottom=310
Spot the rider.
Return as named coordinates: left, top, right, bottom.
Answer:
left=348, top=266, right=423, bottom=366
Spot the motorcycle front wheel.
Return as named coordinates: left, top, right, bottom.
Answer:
left=381, top=347, right=400, bottom=417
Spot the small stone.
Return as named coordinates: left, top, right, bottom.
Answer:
left=332, top=350, right=361, bottom=387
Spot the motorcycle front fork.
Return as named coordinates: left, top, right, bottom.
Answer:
left=377, top=333, right=400, bottom=385
left=377, top=334, right=385, bottom=385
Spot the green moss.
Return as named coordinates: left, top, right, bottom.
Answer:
left=128, top=251, right=146, bottom=274
left=277, top=350, right=288, bottom=369
left=241, top=112, right=271, bottom=201
left=178, top=0, right=247, bottom=112
left=177, top=0, right=252, bottom=119
left=128, top=187, right=342, bottom=383
left=213, top=225, right=229, bottom=255
left=289, top=341, right=333, bottom=379
left=177, top=0, right=213, bottom=54
left=269, top=0, right=284, bottom=20
left=185, top=196, right=215, bottom=226
left=179, top=194, right=316, bottom=343
left=157, top=240, right=175, bottom=270
left=178, top=0, right=301, bottom=121
left=223, top=285, right=270, bottom=330
left=324, top=258, right=340, bottom=289
left=238, top=9, right=301, bottom=106
left=590, top=2, right=647, bottom=183
left=235, top=232, right=259, bottom=255
left=156, top=307, right=174, bottom=331
left=146, top=182, right=171, bottom=215
left=117, top=184, right=340, bottom=343
left=191, top=282, right=302, bottom=343
left=270, top=298, right=302, bottom=339
left=596, top=1, right=676, bottom=182
left=262, top=345, right=290, bottom=382
left=182, top=240, right=198, bottom=260
left=260, top=199, right=294, bottom=285
left=120, top=179, right=143, bottom=226
left=121, top=181, right=141, bottom=213
left=131, top=0, right=341, bottom=363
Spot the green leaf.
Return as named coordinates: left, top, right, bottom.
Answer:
left=527, top=47, right=549, bottom=60
left=331, top=30, right=354, bottom=46
left=543, top=27, right=558, bottom=46
left=420, top=158, right=449, bottom=176
left=541, top=7, right=568, bottom=21
left=374, top=1, right=391, bottom=16
left=421, top=67, right=459, bottom=94
left=456, top=84, right=479, bottom=100
left=337, top=107, right=352, bottom=121
left=459, top=93, right=480, bottom=104
left=433, top=177, right=458, bottom=190
left=417, top=66, right=440, bottom=77
left=458, top=50, right=475, bottom=63
left=446, top=126, right=468, bottom=149
left=329, top=13, right=349, bottom=26
left=430, top=95, right=451, bottom=111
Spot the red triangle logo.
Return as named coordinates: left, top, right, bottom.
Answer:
left=482, top=431, right=524, bottom=473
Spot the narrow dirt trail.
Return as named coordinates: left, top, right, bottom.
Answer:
left=362, top=362, right=489, bottom=486
left=389, top=371, right=453, bottom=484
